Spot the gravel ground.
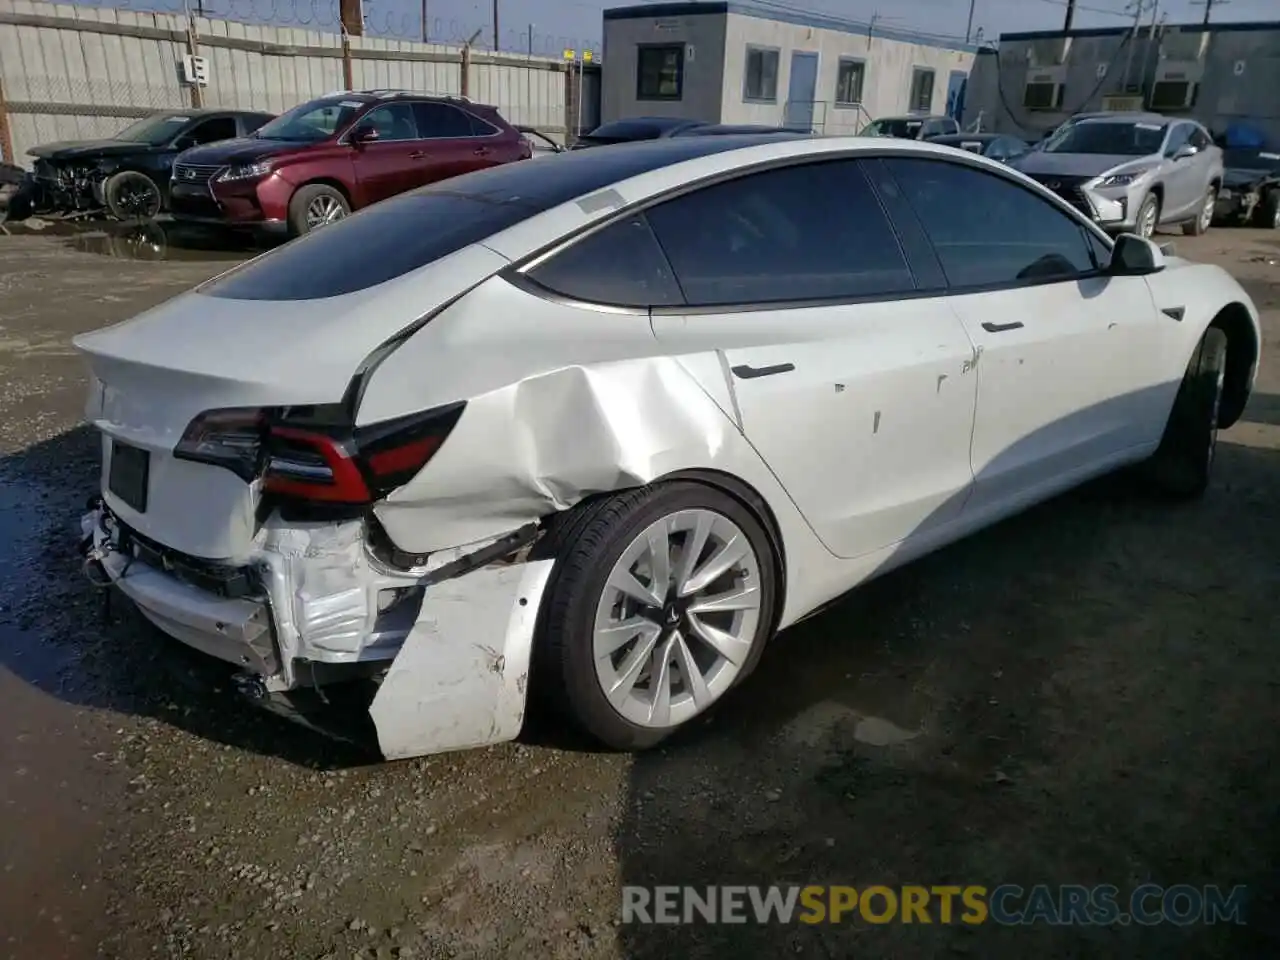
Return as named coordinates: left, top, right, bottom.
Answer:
left=1, top=219, right=1279, bottom=960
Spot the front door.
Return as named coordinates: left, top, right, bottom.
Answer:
left=646, top=157, right=979, bottom=560
left=351, top=103, right=422, bottom=205
left=785, top=52, right=819, bottom=131
left=1161, top=122, right=1201, bottom=220
left=882, top=156, right=1170, bottom=515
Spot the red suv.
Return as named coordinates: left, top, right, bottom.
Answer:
left=169, top=90, right=531, bottom=237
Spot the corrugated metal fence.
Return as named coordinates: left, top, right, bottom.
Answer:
left=0, top=0, right=602, bottom=165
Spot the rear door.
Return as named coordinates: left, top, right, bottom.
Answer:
left=647, top=157, right=980, bottom=560
left=881, top=155, right=1171, bottom=516
left=351, top=103, right=422, bottom=204
left=412, top=102, right=493, bottom=184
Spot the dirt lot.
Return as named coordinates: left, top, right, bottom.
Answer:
left=0, top=219, right=1278, bottom=960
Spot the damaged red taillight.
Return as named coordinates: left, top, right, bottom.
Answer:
left=173, top=407, right=267, bottom=481
left=174, top=401, right=466, bottom=506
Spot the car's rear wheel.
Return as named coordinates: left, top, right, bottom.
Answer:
left=1256, top=189, right=1280, bottom=229
left=288, top=184, right=350, bottom=237
left=532, top=482, right=779, bottom=750
left=1141, top=326, right=1228, bottom=499
left=1182, top=185, right=1216, bottom=236
left=1135, top=193, right=1160, bottom=239
left=104, top=171, right=162, bottom=220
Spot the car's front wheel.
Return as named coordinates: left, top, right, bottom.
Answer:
left=1135, top=193, right=1161, bottom=239
left=288, top=184, right=350, bottom=237
left=1182, top=185, right=1217, bottom=236
left=1141, top=326, right=1228, bottom=499
left=1256, top=189, right=1280, bottom=229
left=533, top=482, right=780, bottom=750
left=104, top=171, right=162, bottom=220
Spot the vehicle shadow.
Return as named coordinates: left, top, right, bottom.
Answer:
left=612, top=431, right=1280, bottom=958
left=0, top=424, right=375, bottom=770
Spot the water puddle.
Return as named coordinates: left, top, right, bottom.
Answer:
left=63, top=220, right=256, bottom=262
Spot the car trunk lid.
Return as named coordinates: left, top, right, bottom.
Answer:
left=74, top=243, right=509, bottom=561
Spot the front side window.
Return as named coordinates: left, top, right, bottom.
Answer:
left=637, top=45, right=684, bottom=100
left=1188, top=125, right=1211, bottom=150
left=643, top=159, right=915, bottom=306
left=909, top=69, right=935, bottom=113
left=361, top=104, right=418, bottom=141
left=835, top=59, right=865, bottom=105
left=1164, top=123, right=1194, bottom=157
left=185, top=117, right=238, bottom=146
left=883, top=157, right=1097, bottom=289
left=744, top=46, right=780, bottom=102
left=524, top=216, right=684, bottom=307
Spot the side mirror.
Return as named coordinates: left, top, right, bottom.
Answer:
left=349, top=123, right=379, bottom=146
left=1172, top=144, right=1197, bottom=161
left=1108, top=233, right=1166, bottom=276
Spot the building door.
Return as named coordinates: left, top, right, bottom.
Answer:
left=785, top=52, right=819, bottom=131
left=945, top=70, right=968, bottom=121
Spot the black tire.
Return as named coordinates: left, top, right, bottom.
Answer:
left=1135, top=193, right=1160, bottom=239
left=1256, top=189, right=1280, bottom=230
left=1142, top=327, right=1228, bottom=499
left=530, top=482, right=780, bottom=751
left=103, top=170, right=161, bottom=220
left=1181, top=185, right=1216, bottom=236
left=287, top=183, right=350, bottom=237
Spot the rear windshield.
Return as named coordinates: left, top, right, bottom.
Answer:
left=200, top=135, right=775, bottom=301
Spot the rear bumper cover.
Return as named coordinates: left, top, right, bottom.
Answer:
left=82, top=505, right=555, bottom=759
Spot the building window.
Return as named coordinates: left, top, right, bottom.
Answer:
left=835, top=59, right=866, bottom=105
left=909, top=68, right=935, bottom=113
left=743, top=46, right=779, bottom=102
left=636, top=45, right=684, bottom=101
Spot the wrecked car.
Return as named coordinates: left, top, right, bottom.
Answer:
left=74, top=135, right=1261, bottom=761
left=6, top=109, right=273, bottom=222
left=1211, top=123, right=1280, bottom=229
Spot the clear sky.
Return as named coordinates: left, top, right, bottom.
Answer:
left=94, top=0, right=1279, bottom=58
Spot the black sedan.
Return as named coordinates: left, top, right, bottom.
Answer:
left=7, top=108, right=274, bottom=221
left=926, top=133, right=1032, bottom=165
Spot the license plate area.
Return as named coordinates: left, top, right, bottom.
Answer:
left=108, top=440, right=150, bottom=513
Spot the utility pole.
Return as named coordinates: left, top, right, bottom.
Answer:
left=421, top=0, right=427, bottom=42
left=964, top=0, right=976, bottom=43
left=1121, top=0, right=1146, bottom=92
left=493, top=0, right=500, bottom=51
left=1190, top=0, right=1227, bottom=26
left=1063, top=0, right=1076, bottom=31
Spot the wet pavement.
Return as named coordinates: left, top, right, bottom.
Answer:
left=1, top=223, right=1280, bottom=959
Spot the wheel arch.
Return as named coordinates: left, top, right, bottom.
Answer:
left=1210, top=301, right=1259, bottom=429
left=293, top=177, right=353, bottom=205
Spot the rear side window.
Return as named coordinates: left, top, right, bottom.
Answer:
left=643, top=159, right=916, bottom=306
left=414, top=103, right=476, bottom=138
left=524, top=215, right=684, bottom=307
left=200, top=194, right=537, bottom=301
left=883, top=157, right=1097, bottom=288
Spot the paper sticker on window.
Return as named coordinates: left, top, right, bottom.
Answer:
left=1260, top=151, right=1280, bottom=160
left=1135, top=122, right=1162, bottom=130
left=340, top=100, right=363, bottom=108
left=962, top=141, right=981, bottom=151
left=167, top=116, right=190, bottom=123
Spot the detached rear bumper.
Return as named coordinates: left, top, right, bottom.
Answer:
left=81, top=505, right=555, bottom=759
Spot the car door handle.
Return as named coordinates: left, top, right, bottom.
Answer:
left=409, top=150, right=428, bottom=159
left=981, top=321, right=1024, bottom=333
left=473, top=147, right=491, bottom=156
left=731, top=362, right=795, bottom=379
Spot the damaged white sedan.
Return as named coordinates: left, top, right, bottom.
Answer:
left=74, top=134, right=1261, bottom=759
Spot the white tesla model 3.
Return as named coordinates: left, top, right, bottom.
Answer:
left=74, top=134, right=1261, bottom=759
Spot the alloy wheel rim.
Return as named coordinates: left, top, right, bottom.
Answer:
left=1200, top=192, right=1214, bottom=230
left=306, top=196, right=346, bottom=228
left=592, top=509, right=762, bottom=729
left=120, top=179, right=159, bottom=218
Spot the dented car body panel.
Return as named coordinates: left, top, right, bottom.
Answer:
left=71, top=135, right=1262, bottom=759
